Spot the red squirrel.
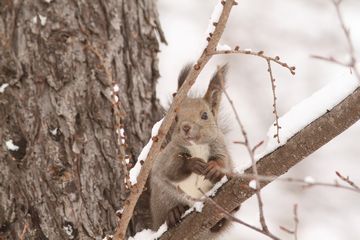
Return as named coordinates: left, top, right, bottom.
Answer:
left=150, top=64, right=233, bottom=234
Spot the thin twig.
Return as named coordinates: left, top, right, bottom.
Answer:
left=198, top=189, right=281, bottom=240
left=252, top=140, right=264, bottom=154
left=279, top=226, right=294, bottom=234
left=266, top=59, right=281, bottom=143
left=113, top=1, right=236, bottom=239
left=212, top=48, right=296, bottom=75
left=293, top=204, right=299, bottom=240
left=237, top=173, right=360, bottom=194
left=220, top=72, right=270, bottom=233
left=213, top=47, right=295, bottom=143
left=310, top=55, right=349, bottom=68
left=332, top=0, right=356, bottom=65
left=312, top=0, right=360, bottom=81
left=279, top=204, right=299, bottom=240
left=335, top=171, right=360, bottom=190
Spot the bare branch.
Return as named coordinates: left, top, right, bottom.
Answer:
left=266, top=59, right=281, bottom=143
left=335, top=171, right=360, bottom=190
left=293, top=204, right=299, bottom=240
left=332, top=0, right=356, bottom=64
left=312, top=0, right=360, bottom=81
left=310, top=55, right=349, bottom=68
left=233, top=140, right=246, bottom=145
left=211, top=48, right=296, bottom=75
left=252, top=140, right=264, bottom=154
left=220, top=70, right=271, bottom=234
left=279, top=226, right=294, bottom=235
left=238, top=173, right=360, bottom=194
left=279, top=204, right=299, bottom=240
left=222, top=93, right=269, bottom=232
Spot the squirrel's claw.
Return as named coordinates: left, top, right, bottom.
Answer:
left=186, top=157, right=207, bottom=175
left=205, top=161, right=225, bottom=183
left=166, top=204, right=188, bottom=227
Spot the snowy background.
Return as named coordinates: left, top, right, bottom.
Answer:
left=156, top=0, right=360, bottom=239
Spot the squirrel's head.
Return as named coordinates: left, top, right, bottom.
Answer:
left=172, top=64, right=227, bottom=146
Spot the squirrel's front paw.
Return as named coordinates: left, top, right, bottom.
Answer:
left=186, top=157, right=207, bottom=175
left=205, top=161, right=225, bottom=183
left=166, top=204, right=189, bottom=227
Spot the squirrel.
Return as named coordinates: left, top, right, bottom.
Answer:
left=150, top=64, right=233, bottom=234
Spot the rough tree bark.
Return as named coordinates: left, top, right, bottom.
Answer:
left=0, top=0, right=163, bottom=239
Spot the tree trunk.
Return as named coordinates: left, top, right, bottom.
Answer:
left=0, top=0, right=163, bottom=239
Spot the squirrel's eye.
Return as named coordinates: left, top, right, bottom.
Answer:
left=201, top=112, right=208, bottom=120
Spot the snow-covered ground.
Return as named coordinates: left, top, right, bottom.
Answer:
left=156, top=0, right=360, bottom=239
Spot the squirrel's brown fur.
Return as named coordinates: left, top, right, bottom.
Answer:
left=150, top=65, right=233, bottom=236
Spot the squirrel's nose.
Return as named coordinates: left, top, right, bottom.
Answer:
left=182, top=124, right=191, bottom=133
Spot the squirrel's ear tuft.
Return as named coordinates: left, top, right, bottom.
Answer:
left=177, top=63, right=193, bottom=90
left=204, top=64, right=228, bottom=117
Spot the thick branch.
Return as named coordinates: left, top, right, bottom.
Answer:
left=160, top=87, right=360, bottom=239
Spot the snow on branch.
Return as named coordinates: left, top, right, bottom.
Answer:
left=257, top=75, right=359, bottom=159
left=129, top=119, right=163, bottom=185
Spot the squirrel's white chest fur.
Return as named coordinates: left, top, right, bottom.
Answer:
left=186, top=144, right=210, bottom=160
left=174, top=144, right=213, bottom=198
